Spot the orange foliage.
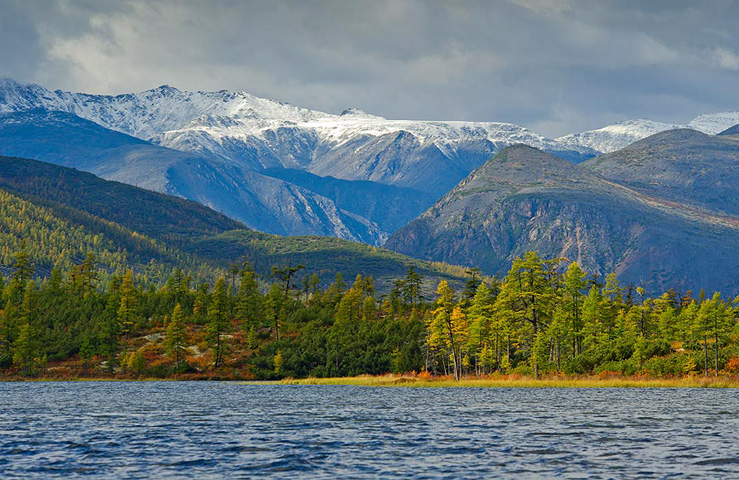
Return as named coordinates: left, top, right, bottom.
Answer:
left=725, top=357, right=739, bottom=374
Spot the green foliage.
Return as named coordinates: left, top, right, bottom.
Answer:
left=1, top=237, right=738, bottom=382
left=206, top=277, right=230, bottom=368
left=190, top=229, right=468, bottom=293
left=0, top=187, right=219, bottom=286
left=165, top=303, right=187, bottom=369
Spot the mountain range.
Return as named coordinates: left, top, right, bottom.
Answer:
left=4, top=78, right=738, bottom=245
left=1, top=78, right=739, bottom=294
left=386, top=130, right=739, bottom=295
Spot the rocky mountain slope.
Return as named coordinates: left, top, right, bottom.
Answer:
left=0, top=79, right=596, bottom=196
left=0, top=109, right=387, bottom=244
left=583, top=129, right=739, bottom=217
left=385, top=144, right=739, bottom=295
left=2, top=78, right=738, bottom=252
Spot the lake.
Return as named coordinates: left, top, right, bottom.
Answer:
left=1, top=382, right=737, bottom=478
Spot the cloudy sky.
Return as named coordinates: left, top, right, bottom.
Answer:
left=2, top=0, right=739, bottom=136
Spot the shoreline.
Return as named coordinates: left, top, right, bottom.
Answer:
left=274, top=375, right=739, bottom=388
left=4, top=374, right=739, bottom=388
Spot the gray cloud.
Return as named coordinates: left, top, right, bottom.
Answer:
left=1, top=0, right=738, bottom=136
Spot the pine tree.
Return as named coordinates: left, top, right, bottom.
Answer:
left=494, top=252, right=557, bottom=378
left=402, top=267, right=423, bottom=306
left=563, top=262, right=587, bottom=355
left=336, top=276, right=364, bottom=325
left=467, top=282, right=495, bottom=374
left=581, top=286, right=607, bottom=350
left=193, top=282, right=210, bottom=324
left=265, top=284, right=283, bottom=342
left=271, top=264, right=305, bottom=299
left=10, top=240, right=33, bottom=305
left=697, top=293, right=730, bottom=377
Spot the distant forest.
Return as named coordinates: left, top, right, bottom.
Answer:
left=2, top=242, right=738, bottom=380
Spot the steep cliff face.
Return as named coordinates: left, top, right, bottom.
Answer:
left=385, top=145, right=739, bottom=295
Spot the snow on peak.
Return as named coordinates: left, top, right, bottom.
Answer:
left=0, top=80, right=591, bottom=155
left=339, top=108, right=384, bottom=119
left=6, top=78, right=737, bottom=161
left=0, top=80, right=334, bottom=139
left=556, top=118, right=686, bottom=153
left=688, top=111, right=739, bottom=135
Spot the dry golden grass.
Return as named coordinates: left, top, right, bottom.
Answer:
left=273, top=374, right=739, bottom=388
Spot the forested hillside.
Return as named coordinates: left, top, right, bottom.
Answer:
left=0, top=155, right=244, bottom=243
left=0, top=155, right=467, bottom=291
left=0, top=187, right=218, bottom=284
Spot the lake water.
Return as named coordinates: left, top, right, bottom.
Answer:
left=1, top=382, right=738, bottom=478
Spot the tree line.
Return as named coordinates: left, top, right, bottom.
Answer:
left=1, top=245, right=738, bottom=380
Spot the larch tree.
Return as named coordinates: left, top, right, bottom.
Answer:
left=495, top=252, right=557, bottom=378
left=165, top=302, right=187, bottom=370
left=562, top=262, right=587, bottom=355
left=431, top=280, right=463, bottom=379
left=207, top=277, right=230, bottom=369
left=466, top=282, right=495, bottom=374
left=117, top=270, right=139, bottom=338
left=235, top=266, right=264, bottom=331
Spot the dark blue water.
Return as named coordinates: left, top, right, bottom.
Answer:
left=1, top=383, right=738, bottom=478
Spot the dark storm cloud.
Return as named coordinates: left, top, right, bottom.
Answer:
left=1, top=0, right=738, bottom=136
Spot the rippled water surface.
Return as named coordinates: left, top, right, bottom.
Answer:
left=1, top=383, right=738, bottom=478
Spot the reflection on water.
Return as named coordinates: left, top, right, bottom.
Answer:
left=1, top=382, right=737, bottom=478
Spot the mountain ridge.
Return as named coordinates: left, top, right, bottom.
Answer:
left=385, top=144, right=739, bottom=295
left=0, top=108, right=390, bottom=244
left=0, top=154, right=470, bottom=292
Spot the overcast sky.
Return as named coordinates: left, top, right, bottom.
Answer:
left=2, top=0, right=739, bottom=137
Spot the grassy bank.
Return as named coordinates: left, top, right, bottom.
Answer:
left=274, top=374, right=739, bottom=388
left=5, top=373, right=739, bottom=387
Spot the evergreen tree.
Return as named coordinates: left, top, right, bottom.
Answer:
left=467, top=282, right=495, bottom=374
left=431, top=281, right=464, bottom=379
left=402, top=267, right=423, bottom=306
left=10, top=240, right=33, bottom=305
left=562, top=262, right=587, bottom=355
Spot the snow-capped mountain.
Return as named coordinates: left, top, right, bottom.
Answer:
left=0, top=78, right=599, bottom=244
left=0, top=79, right=327, bottom=139
left=688, top=112, right=739, bottom=135
left=0, top=108, right=388, bottom=244
left=0, top=78, right=596, bottom=189
left=556, top=113, right=739, bottom=154
left=556, top=119, right=684, bottom=153
left=1, top=77, right=737, bottom=245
